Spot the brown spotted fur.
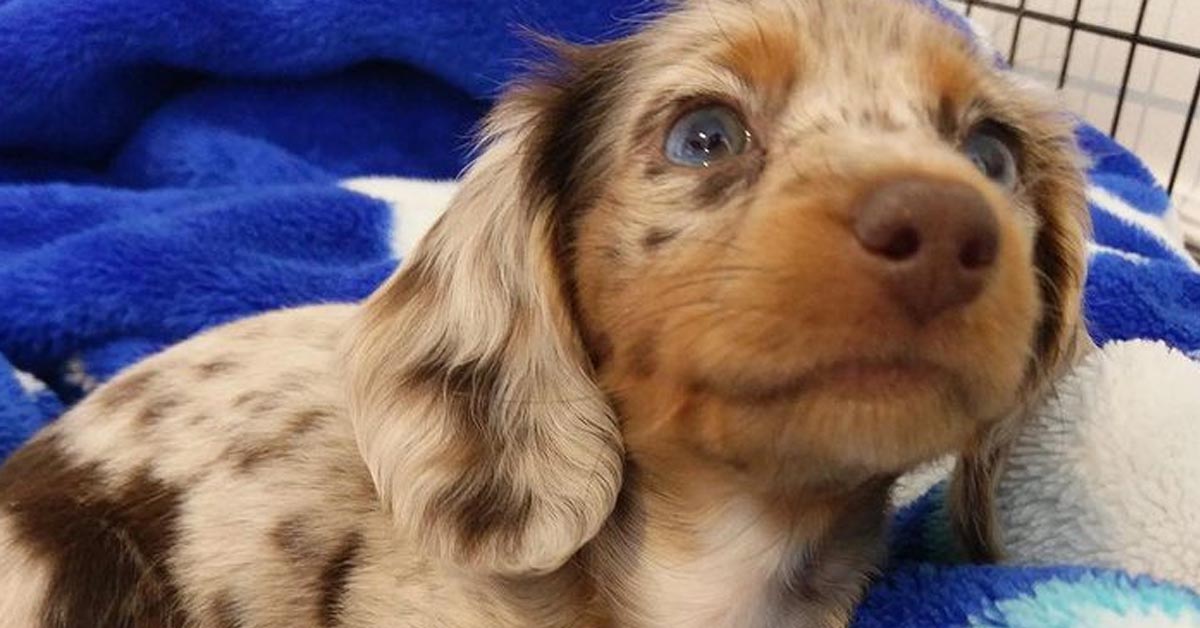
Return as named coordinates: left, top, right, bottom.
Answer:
left=0, top=1, right=1087, bottom=626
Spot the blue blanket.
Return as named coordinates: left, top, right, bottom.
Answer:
left=2, top=0, right=1199, bottom=624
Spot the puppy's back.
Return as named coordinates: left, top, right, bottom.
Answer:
left=0, top=305, right=384, bottom=627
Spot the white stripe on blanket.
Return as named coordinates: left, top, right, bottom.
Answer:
left=342, top=177, right=456, bottom=259
left=1088, top=186, right=1199, bottom=269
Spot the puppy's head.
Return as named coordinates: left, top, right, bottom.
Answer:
left=346, top=0, right=1088, bottom=575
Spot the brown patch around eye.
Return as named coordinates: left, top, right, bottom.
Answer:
left=644, top=163, right=668, bottom=179
left=921, top=39, right=978, bottom=109
left=642, top=227, right=680, bottom=251
left=935, top=95, right=959, bottom=139
left=715, top=20, right=800, bottom=99
left=696, top=164, right=756, bottom=206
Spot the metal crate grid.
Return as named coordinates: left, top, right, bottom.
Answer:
left=947, top=0, right=1200, bottom=255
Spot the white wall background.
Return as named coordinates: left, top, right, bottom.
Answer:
left=947, top=0, right=1200, bottom=250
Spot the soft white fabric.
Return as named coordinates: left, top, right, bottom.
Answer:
left=997, top=340, right=1200, bottom=590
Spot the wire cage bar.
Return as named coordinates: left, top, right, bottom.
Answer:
left=949, top=0, right=1200, bottom=198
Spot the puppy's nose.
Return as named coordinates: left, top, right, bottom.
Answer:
left=853, top=177, right=999, bottom=323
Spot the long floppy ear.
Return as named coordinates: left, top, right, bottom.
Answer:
left=341, top=67, right=624, bottom=576
left=950, top=115, right=1091, bottom=562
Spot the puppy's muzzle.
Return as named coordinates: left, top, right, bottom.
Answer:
left=853, top=177, right=1000, bottom=323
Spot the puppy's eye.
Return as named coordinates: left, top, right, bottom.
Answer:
left=963, top=124, right=1019, bottom=190
left=665, top=106, right=750, bottom=167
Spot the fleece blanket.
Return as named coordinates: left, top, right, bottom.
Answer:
left=1, top=0, right=1198, bottom=624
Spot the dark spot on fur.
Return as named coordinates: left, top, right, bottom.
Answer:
left=318, top=532, right=363, bottom=627
left=402, top=352, right=506, bottom=447
left=403, top=350, right=535, bottom=543
left=589, top=332, right=614, bottom=368
left=642, top=227, right=680, bottom=251
left=644, top=163, right=668, bottom=179
left=90, top=369, right=157, bottom=413
left=188, top=413, right=210, bottom=427
left=251, top=396, right=282, bottom=415
left=225, top=410, right=328, bottom=474
left=237, top=322, right=269, bottom=341
left=225, top=440, right=279, bottom=474
left=197, top=359, right=237, bottom=379
left=210, top=591, right=245, bottom=628
left=289, top=409, right=328, bottom=436
left=431, top=466, right=535, bottom=558
left=272, top=517, right=322, bottom=565
left=627, top=335, right=658, bottom=378
left=0, top=435, right=189, bottom=627
left=135, top=395, right=181, bottom=427
left=233, top=391, right=261, bottom=409
left=228, top=441, right=277, bottom=470
left=695, top=165, right=753, bottom=206
left=935, top=95, right=958, bottom=139
left=233, top=390, right=282, bottom=415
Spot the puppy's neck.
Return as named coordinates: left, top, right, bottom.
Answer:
left=589, top=434, right=892, bottom=628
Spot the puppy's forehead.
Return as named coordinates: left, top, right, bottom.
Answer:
left=637, top=0, right=986, bottom=114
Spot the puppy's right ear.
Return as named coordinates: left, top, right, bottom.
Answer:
left=341, top=46, right=627, bottom=577
left=949, top=108, right=1091, bottom=562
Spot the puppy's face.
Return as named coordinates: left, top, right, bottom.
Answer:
left=540, top=0, right=1087, bottom=487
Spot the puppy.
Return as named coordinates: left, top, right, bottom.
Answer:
left=0, top=0, right=1088, bottom=626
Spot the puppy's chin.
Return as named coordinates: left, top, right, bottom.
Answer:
left=684, top=359, right=996, bottom=477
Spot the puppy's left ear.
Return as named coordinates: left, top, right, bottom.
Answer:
left=950, top=115, right=1092, bottom=562
left=341, top=47, right=626, bottom=576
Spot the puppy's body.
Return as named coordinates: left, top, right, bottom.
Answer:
left=0, top=307, right=600, bottom=628
left=0, top=1, right=1089, bottom=626
left=0, top=307, right=880, bottom=628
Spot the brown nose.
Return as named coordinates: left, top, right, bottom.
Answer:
left=853, top=177, right=999, bottom=323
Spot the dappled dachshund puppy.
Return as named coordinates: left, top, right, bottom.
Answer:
left=0, top=0, right=1088, bottom=626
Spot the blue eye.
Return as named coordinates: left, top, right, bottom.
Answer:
left=665, top=105, right=750, bottom=167
left=963, top=125, right=1019, bottom=190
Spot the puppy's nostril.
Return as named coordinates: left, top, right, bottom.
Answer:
left=877, top=226, right=921, bottom=261
left=959, top=233, right=998, bottom=270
